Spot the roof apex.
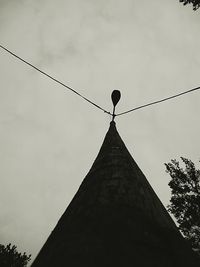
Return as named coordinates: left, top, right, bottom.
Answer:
left=31, top=122, right=200, bottom=267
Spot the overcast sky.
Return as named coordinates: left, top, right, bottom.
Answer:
left=0, top=0, right=200, bottom=263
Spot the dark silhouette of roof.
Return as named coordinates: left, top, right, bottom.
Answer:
left=32, top=122, right=200, bottom=267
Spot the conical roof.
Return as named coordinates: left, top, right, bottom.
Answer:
left=32, top=122, right=199, bottom=267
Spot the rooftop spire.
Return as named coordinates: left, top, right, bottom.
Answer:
left=32, top=123, right=199, bottom=267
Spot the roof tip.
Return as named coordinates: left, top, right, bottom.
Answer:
left=110, top=120, right=116, bottom=125
left=109, top=120, right=117, bottom=132
left=110, top=120, right=116, bottom=128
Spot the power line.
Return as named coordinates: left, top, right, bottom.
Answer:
left=0, top=44, right=111, bottom=116
left=116, top=86, right=200, bottom=117
left=1, top=44, right=200, bottom=118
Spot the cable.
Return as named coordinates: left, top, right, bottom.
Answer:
left=0, top=44, right=111, bottom=116
left=116, top=86, right=200, bottom=116
left=1, top=44, right=200, bottom=118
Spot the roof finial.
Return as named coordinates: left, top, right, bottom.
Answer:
left=111, top=90, right=121, bottom=121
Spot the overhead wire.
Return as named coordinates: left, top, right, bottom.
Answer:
left=116, top=86, right=200, bottom=116
left=0, top=44, right=111, bottom=116
left=0, top=44, right=200, bottom=118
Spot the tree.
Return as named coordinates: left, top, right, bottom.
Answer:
left=179, top=0, right=200, bottom=10
left=165, top=157, right=200, bottom=255
left=0, top=243, right=31, bottom=267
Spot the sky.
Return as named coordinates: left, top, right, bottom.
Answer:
left=0, top=0, right=200, bottom=263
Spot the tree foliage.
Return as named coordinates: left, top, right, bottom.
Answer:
left=0, top=243, right=31, bottom=267
left=179, top=0, right=200, bottom=10
left=165, top=157, right=200, bottom=254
